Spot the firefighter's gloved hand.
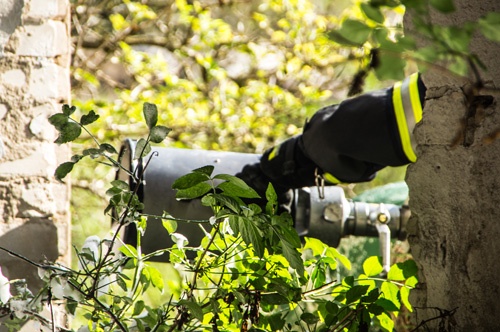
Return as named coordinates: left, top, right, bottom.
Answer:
left=236, top=162, right=293, bottom=214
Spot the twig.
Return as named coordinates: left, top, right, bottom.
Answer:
left=411, top=306, right=458, bottom=331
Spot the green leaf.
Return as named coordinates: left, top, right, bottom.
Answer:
left=400, top=286, right=413, bottom=312
left=338, top=19, right=372, bottom=46
left=143, top=103, right=158, bottom=129
left=162, top=218, right=177, bottom=234
left=343, top=276, right=354, bottom=287
left=175, top=182, right=212, bottom=200
left=374, top=51, right=405, bottom=81
left=300, top=312, right=319, bottom=325
left=238, top=217, right=264, bottom=257
left=193, top=165, right=215, bottom=176
left=381, top=281, right=400, bottom=309
left=360, top=3, right=384, bottom=23
left=208, top=193, right=241, bottom=213
left=119, top=244, right=138, bottom=258
left=55, top=162, right=75, bottom=182
left=142, top=103, right=158, bottom=130
left=48, top=113, right=68, bottom=130
left=261, top=293, right=289, bottom=305
left=377, top=312, right=395, bottom=332
left=363, top=256, right=384, bottom=277
left=145, top=266, right=164, bottom=291
left=178, top=299, right=204, bottom=321
left=134, top=138, right=151, bottom=159
left=80, top=110, right=100, bottom=125
left=281, top=241, right=304, bottom=276
left=274, top=222, right=301, bottom=249
left=83, top=148, right=101, bottom=158
left=150, top=125, right=171, bottom=143
left=429, top=0, right=455, bottom=13
left=327, top=30, right=360, bottom=47
left=99, top=143, right=118, bottom=154
left=111, top=179, right=129, bottom=191
left=172, top=172, right=210, bottom=190
left=375, top=298, right=399, bottom=311
left=326, top=246, right=351, bottom=270
left=346, top=285, right=370, bottom=304
left=133, top=300, right=145, bottom=316
left=387, top=259, right=418, bottom=281
left=66, top=299, right=78, bottom=316
left=265, top=183, right=278, bottom=204
left=478, top=12, right=500, bottom=42
left=215, top=174, right=260, bottom=198
left=304, top=237, right=326, bottom=256
left=362, top=288, right=380, bottom=303
left=62, top=104, right=76, bottom=116
left=54, top=122, right=82, bottom=144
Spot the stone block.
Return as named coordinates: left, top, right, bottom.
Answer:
left=0, top=143, right=57, bottom=177
left=29, top=62, right=70, bottom=101
left=1, top=68, right=26, bottom=88
left=29, top=103, right=58, bottom=141
left=26, top=0, right=67, bottom=20
left=16, top=21, right=68, bottom=57
left=0, top=104, right=7, bottom=120
left=16, top=181, right=56, bottom=218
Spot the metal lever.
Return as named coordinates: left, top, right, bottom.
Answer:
left=372, top=204, right=391, bottom=274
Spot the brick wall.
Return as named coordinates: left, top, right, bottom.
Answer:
left=0, top=0, right=71, bottom=289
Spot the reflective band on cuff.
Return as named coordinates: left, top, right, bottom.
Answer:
left=392, top=73, right=423, bottom=163
left=268, top=146, right=279, bottom=160
left=324, top=172, right=341, bottom=184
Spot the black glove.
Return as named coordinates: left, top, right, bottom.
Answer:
left=236, top=162, right=293, bottom=214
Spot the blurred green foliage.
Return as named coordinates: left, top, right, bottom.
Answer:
left=68, top=0, right=500, bottom=268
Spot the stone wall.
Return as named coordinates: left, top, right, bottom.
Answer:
left=406, top=0, right=500, bottom=330
left=0, top=0, right=71, bottom=289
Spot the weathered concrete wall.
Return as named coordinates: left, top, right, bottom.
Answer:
left=0, top=0, right=71, bottom=289
left=406, top=0, right=500, bottom=330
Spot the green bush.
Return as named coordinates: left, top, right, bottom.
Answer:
left=0, top=104, right=417, bottom=332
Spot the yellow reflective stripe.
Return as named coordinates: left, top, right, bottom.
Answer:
left=323, top=172, right=341, bottom=184
left=268, top=146, right=279, bottom=160
left=408, top=73, right=423, bottom=123
left=393, top=80, right=417, bottom=162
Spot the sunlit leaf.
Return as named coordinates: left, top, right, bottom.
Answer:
left=478, top=12, right=500, bottom=42
left=162, top=218, right=177, bottom=234
left=363, top=256, right=384, bottom=277
left=380, top=281, right=400, bottom=309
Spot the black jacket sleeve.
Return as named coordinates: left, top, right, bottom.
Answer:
left=259, top=73, right=427, bottom=188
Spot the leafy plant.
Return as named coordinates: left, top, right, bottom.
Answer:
left=0, top=103, right=417, bottom=331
